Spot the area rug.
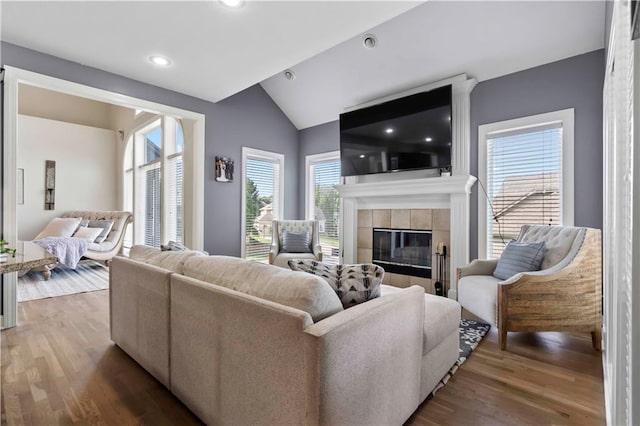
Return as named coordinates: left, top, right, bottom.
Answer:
left=17, top=260, right=109, bottom=302
left=429, top=318, right=491, bottom=398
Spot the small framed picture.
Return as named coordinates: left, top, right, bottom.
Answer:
left=215, top=157, right=234, bottom=182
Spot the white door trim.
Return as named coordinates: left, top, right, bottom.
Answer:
left=2, top=66, right=206, bottom=329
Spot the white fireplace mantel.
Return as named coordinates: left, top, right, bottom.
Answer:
left=336, top=174, right=476, bottom=300
left=336, top=75, right=477, bottom=300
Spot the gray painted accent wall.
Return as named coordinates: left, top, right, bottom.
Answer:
left=470, top=49, right=604, bottom=259
left=0, top=42, right=299, bottom=257
left=297, top=120, right=340, bottom=218
left=299, top=50, right=605, bottom=261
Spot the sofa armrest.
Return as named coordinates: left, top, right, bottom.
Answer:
left=457, top=258, right=498, bottom=279
left=304, top=285, right=424, bottom=425
left=110, top=256, right=172, bottom=387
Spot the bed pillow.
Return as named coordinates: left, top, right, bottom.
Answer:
left=88, top=219, right=114, bottom=243
left=288, top=259, right=384, bottom=308
left=493, top=240, right=547, bottom=280
left=73, top=227, right=103, bottom=243
left=281, top=230, right=312, bottom=253
left=35, top=217, right=82, bottom=239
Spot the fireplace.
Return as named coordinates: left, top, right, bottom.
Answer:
left=372, top=228, right=432, bottom=278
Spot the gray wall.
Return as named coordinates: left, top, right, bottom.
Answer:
left=470, top=49, right=604, bottom=259
left=298, top=50, right=605, bottom=260
left=297, top=120, right=340, bottom=218
left=0, top=42, right=299, bottom=256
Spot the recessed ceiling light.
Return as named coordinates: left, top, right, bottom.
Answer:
left=283, top=69, right=296, bottom=81
left=219, top=0, right=245, bottom=8
left=425, top=137, right=433, bottom=142
left=363, top=34, right=377, bottom=49
left=359, top=154, right=366, bottom=158
left=385, top=128, right=394, bottom=134
left=149, top=55, right=171, bottom=67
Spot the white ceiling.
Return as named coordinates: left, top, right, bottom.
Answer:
left=1, top=1, right=605, bottom=131
left=261, top=1, right=606, bottom=129
left=0, top=1, right=419, bottom=103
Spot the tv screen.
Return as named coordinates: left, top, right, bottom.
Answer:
left=340, top=85, right=452, bottom=177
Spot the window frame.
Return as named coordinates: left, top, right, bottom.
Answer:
left=304, top=150, right=341, bottom=220
left=240, top=147, right=285, bottom=259
left=477, top=108, right=574, bottom=259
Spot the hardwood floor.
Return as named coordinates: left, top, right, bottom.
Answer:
left=2, top=291, right=605, bottom=425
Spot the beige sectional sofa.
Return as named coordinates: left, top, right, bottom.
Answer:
left=110, top=246, right=461, bottom=425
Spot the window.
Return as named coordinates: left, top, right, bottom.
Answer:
left=241, top=147, right=284, bottom=262
left=306, top=151, right=341, bottom=264
left=478, top=109, right=574, bottom=259
left=124, top=116, right=184, bottom=248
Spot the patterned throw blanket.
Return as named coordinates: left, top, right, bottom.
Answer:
left=33, top=237, right=89, bottom=269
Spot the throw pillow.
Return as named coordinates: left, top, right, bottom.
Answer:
left=281, top=230, right=312, bottom=253
left=73, top=226, right=103, bottom=243
left=493, top=240, right=547, bottom=280
left=161, top=241, right=188, bottom=251
left=288, top=259, right=384, bottom=308
left=88, top=219, right=114, bottom=243
left=35, top=217, right=82, bottom=239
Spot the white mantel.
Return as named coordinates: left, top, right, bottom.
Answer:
left=336, top=74, right=477, bottom=300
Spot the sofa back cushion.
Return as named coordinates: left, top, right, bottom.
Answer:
left=182, top=256, right=343, bottom=322
left=129, top=245, right=206, bottom=274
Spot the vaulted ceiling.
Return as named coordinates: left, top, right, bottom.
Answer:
left=1, top=1, right=605, bottom=130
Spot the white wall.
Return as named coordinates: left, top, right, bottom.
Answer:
left=17, top=115, right=119, bottom=240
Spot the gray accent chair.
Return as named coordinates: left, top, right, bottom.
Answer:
left=268, top=220, right=322, bottom=268
left=458, top=225, right=602, bottom=350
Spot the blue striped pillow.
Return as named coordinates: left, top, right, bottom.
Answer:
left=493, top=240, right=547, bottom=280
left=281, top=230, right=312, bottom=253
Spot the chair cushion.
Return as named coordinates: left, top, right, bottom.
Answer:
left=281, top=230, right=311, bottom=253
left=35, top=217, right=82, bottom=239
left=73, top=227, right=103, bottom=243
left=518, top=225, right=583, bottom=270
left=458, top=275, right=501, bottom=326
left=183, top=256, right=343, bottom=322
left=87, top=219, right=114, bottom=243
left=288, top=260, right=383, bottom=308
left=493, top=240, right=546, bottom=280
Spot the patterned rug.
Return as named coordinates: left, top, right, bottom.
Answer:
left=429, top=318, right=492, bottom=398
left=17, top=260, right=109, bottom=302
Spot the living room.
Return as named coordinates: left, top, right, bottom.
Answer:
left=0, top=1, right=637, bottom=425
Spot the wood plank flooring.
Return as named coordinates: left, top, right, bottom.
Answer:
left=1, top=291, right=605, bottom=425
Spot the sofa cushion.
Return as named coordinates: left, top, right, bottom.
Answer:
left=381, top=285, right=460, bottom=355
left=129, top=245, right=206, bottom=274
left=182, top=256, right=343, bottom=322
left=288, top=260, right=383, bottom=308
left=493, top=240, right=546, bottom=280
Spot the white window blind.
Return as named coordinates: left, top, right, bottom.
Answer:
left=244, top=156, right=281, bottom=262
left=486, top=123, right=562, bottom=258
left=126, top=117, right=184, bottom=248
left=308, top=155, right=341, bottom=264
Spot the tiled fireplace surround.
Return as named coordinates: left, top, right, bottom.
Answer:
left=336, top=74, right=478, bottom=299
left=357, top=208, right=450, bottom=294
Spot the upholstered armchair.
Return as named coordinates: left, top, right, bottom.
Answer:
left=268, top=220, right=322, bottom=268
left=458, top=225, right=602, bottom=351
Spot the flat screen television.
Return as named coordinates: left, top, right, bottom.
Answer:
left=339, top=85, right=452, bottom=177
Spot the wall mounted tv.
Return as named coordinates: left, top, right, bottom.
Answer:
left=340, top=85, right=452, bottom=177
